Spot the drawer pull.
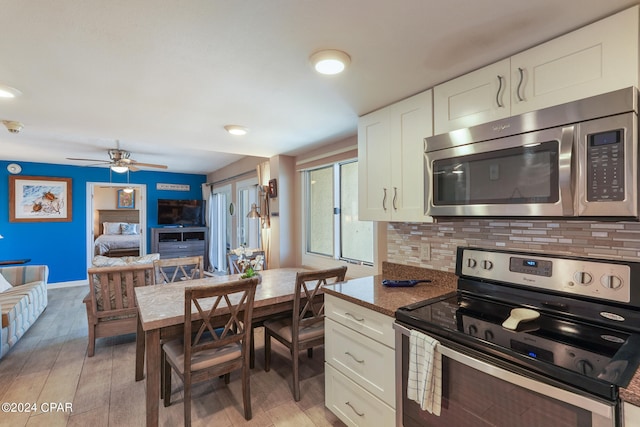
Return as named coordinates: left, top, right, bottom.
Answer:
left=345, top=351, right=364, bottom=364
left=345, top=312, right=364, bottom=322
left=178, top=245, right=188, bottom=249
left=345, top=401, right=365, bottom=417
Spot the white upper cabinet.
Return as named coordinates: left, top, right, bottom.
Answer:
left=511, top=5, right=638, bottom=115
left=358, top=90, right=433, bottom=222
left=434, top=59, right=510, bottom=135
left=434, top=6, right=639, bottom=134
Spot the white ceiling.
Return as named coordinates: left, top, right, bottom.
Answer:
left=0, top=0, right=637, bottom=174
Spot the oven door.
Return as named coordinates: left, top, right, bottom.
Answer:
left=425, top=125, right=575, bottom=217
left=394, top=323, right=617, bottom=427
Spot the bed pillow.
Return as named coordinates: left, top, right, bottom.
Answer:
left=0, top=274, right=12, bottom=292
left=120, top=223, right=139, bottom=235
left=103, top=222, right=123, bottom=235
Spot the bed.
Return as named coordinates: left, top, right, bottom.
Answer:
left=94, top=210, right=141, bottom=257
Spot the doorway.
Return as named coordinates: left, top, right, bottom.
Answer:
left=85, top=182, right=147, bottom=270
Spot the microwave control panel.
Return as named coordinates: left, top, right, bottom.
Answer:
left=587, top=129, right=625, bottom=202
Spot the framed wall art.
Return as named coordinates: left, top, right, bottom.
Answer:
left=9, top=176, right=72, bottom=222
left=117, top=189, right=135, bottom=209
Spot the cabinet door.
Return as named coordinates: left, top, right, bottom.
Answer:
left=390, top=90, right=434, bottom=222
left=623, top=402, right=640, bottom=427
left=433, top=59, right=510, bottom=134
left=511, top=6, right=639, bottom=116
left=358, top=107, right=391, bottom=221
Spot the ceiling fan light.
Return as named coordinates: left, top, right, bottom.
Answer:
left=0, top=84, right=21, bottom=98
left=224, top=125, right=248, bottom=136
left=123, top=187, right=134, bottom=193
left=111, top=165, right=129, bottom=173
left=310, top=49, right=351, bottom=75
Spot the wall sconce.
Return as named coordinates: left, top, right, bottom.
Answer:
left=268, top=179, right=277, bottom=198
left=247, top=203, right=261, bottom=219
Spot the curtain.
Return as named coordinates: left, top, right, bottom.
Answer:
left=207, top=191, right=227, bottom=272
left=256, top=161, right=271, bottom=266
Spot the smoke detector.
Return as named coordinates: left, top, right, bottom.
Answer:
left=2, top=120, right=23, bottom=134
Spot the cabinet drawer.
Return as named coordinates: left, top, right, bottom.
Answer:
left=326, top=318, right=395, bottom=406
left=325, top=363, right=395, bottom=427
left=325, top=294, right=395, bottom=348
left=158, top=241, right=204, bottom=253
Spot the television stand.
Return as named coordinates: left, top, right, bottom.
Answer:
left=150, top=226, right=209, bottom=269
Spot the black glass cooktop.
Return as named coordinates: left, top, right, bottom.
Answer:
left=396, top=291, right=640, bottom=399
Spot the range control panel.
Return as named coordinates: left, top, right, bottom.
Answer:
left=460, top=248, right=630, bottom=304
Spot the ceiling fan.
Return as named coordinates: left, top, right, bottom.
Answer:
left=67, top=147, right=168, bottom=172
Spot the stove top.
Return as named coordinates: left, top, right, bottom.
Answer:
left=395, top=247, right=640, bottom=401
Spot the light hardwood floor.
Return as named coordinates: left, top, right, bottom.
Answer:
left=0, top=286, right=346, bottom=427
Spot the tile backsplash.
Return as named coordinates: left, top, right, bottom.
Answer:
left=387, top=219, right=640, bottom=272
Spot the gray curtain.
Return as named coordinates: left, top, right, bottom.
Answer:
left=207, top=191, right=227, bottom=272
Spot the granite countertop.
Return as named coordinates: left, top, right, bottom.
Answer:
left=323, top=262, right=640, bottom=408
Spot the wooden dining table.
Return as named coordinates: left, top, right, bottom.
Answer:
left=134, top=267, right=311, bottom=427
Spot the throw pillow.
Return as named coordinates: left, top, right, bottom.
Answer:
left=0, top=273, right=13, bottom=292
left=120, top=223, right=139, bottom=235
left=103, top=222, right=123, bottom=235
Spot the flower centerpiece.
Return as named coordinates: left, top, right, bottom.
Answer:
left=232, top=246, right=264, bottom=282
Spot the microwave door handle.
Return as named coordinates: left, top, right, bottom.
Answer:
left=559, top=125, right=576, bottom=216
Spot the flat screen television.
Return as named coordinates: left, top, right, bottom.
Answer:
left=157, top=199, right=205, bottom=226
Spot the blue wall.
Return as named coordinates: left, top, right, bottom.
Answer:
left=0, top=160, right=206, bottom=283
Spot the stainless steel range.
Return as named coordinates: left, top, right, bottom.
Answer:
left=394, top=247, right=640, bottom=427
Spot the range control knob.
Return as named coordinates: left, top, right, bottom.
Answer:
left=576, top=359, right=594, bottom=375
left=601, top=275, right=623, bottom=290
left=574, top=271, right=593, bottom=285
left=482, top=260, right=494, bottom=270
left=468, top=325, right=478, bottom=336
left=467, top=258, right=477, bottom=268
left=484, top=330, right=494, bottom=341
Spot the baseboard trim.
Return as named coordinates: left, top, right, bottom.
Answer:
left=48, top=280, right=88, bottom=289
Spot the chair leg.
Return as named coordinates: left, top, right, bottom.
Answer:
left=160, top=351, right=165, bottom=399
left=224, top=373, right=231, bottom=384
left=242, top=363, right=252, bottom=420
left=292, top=349, right=300, bottom=402
left=163, top=357, right=172, bottom=408
left=264, top=331, right=271, bottom=372
left=184, top=375, right=191, bottom=427
left=87, top=326, right=96, bottom=357
left=307, top=347, right=313, bottom=358
left=250, top=326, right=255, bottom=369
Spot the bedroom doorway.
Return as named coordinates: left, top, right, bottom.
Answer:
left=85, top=182, right=148, bottom=270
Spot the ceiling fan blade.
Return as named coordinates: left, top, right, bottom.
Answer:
left=129, top=160, right=168, bottom=169
left=128, top=165, right=140, bottom=172
left=66, top=157, right=110, bottom=163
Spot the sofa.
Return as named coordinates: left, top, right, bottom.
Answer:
left=0, top=265, right=49, bottom=359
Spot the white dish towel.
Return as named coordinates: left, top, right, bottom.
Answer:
left=407, top=329, right=442, bottom=416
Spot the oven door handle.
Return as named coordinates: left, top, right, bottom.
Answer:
left=393, top=323, right=614, bottom=421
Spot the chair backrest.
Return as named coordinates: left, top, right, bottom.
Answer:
left=154, top=256, right=204, bottom=284
left=293, top=266, right=347, bottom=332
left=88, top=263, right=156, bottom=315
left=183, top=277, right=259, bottom=371
left=227, top=250, right=266, bottom=274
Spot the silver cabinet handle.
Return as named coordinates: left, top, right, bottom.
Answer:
left=496, top=75, right=504, bottom=107
left=345, top=351, right=365, bottom=363
left=382, top=188, right=387, bottom=211
left=392, top=187, right=398, bottom=210
left=345, top=401, right=364, bottom=417
left=516, top=67, right=525, bottom=102
left=345, top=312, right=364, bottom=322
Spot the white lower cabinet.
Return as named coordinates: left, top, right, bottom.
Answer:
left=623, top=402, right=640, bottom=427
left=325, top=294, right=396, bottom=427
left=325, top=364, right=395, bottom=427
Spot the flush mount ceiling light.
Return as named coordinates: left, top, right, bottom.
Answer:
left=0, top=84, right=22, bottom=98
left=310, top=49, right=351, bottom=75
left=224, top=125, right=249, bottom=136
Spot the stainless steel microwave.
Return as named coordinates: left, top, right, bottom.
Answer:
left=424, top=87, right=639, bottom=219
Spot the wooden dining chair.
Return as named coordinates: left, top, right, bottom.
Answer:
left=162, top=277, right=259, bottom=426
left=153, top=256, right=204, bottom=284
left=263, top=266, right=347, bottom=401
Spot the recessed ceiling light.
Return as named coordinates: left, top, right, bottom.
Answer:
left=309, top=49, right=351, bottom=75
left=224, top=125, right=249, bottom=136
left=0, top=84, right=22, bottom=99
